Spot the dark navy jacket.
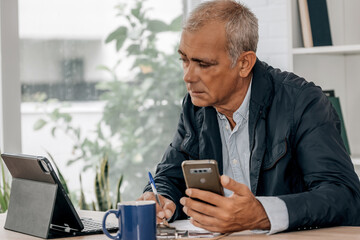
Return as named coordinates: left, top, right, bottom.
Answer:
left=144, top=59, right=360, bottom=231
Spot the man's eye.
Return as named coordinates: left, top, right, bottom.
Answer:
left=199, top=63, right=211, bottom=68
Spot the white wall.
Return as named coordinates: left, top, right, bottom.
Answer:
left=19, top=0, right=118, bottom=39
left=241, top=0, right=290, bottom=71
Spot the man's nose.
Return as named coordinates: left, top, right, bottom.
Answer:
left=183, top=63, right=197, bottom=83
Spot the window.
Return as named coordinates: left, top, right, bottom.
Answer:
left=19, top=0, right=185, bottom=205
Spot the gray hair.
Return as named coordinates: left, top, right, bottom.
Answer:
left=183, top=0, right=258, bottom=67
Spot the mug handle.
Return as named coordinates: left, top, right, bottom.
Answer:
left=102, top=209, right=121, bottom=239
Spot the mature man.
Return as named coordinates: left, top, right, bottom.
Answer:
left=138, top=0, right=360, bottom=234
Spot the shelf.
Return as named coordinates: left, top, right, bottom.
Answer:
left=290, top=0, right=360, bottom=157
left=292, top=44, right=360, bottom=55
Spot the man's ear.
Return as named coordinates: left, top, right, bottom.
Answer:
left=237, top=51, right=256, bottom=78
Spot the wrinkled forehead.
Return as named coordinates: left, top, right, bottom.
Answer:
left=179, top=22, right=227, bottom=54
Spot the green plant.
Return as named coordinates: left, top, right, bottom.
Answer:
left=34, top=0, right=185, bottom=201
left=33, top=103, right=114, bottom=172
left=79, top=174, right=90, bottom=210
left=94, top=155, right=123, bottom=211
left=79, top=155, right=123, bottom=211
left=0, top=151, right=11, bottom=213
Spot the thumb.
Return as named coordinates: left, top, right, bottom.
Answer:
left=221, top=175, right=253, bottom=196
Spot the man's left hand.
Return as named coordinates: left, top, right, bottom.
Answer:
left=179, top=175, right=270, bottom=233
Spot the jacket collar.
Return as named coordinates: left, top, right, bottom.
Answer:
left=248, top=59, right=274, bottom=194
left=250, top=59, right=274, bottom=109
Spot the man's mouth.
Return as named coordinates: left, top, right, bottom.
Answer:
left=189, top=89, right=204, bottom=93
left=189, top=90, right=204, bottom=96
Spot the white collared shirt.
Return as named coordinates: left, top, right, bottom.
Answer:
left=216, top=79, right=289, bottom=234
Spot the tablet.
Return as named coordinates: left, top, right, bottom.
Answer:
left=1, top=153, right=117, bottom=237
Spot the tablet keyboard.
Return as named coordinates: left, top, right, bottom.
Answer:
left=81, top=217, right=118, bottom=234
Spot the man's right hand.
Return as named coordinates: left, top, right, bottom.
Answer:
left=137, top=192, right=176, bottom=223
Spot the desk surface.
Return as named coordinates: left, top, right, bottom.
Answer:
left=1, top=210, right=360, bottom=240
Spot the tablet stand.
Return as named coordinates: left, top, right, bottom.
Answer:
left=5, top=178, right=58, bottom=239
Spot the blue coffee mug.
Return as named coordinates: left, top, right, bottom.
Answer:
left=102, top=200, right=156, bottom=240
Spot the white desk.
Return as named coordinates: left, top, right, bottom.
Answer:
left=1, top=210, right=360, bottom=239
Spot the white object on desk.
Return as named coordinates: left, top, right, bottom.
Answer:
left=169, top=219, right=219, bottom=238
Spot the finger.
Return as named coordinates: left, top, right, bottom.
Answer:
left=180, top=196, right=219, bottom=219
left=182, top=204, right=220, bottom=229
left=139, top=192, right=166, bottom=218
left=157, top=216, right=167, bottom=224
left=221, top=175, right=252, bottom=196
left=155, top=200, right=166, bottom=219
left=162, top=199, right=176, bottom=219
left=191, top=218, right=229, bottom=234
left=138, top=192, right=160, bottom=207
left=185, top=188, right=224, bottom=207
left=140, top=191, right=156, bottom=201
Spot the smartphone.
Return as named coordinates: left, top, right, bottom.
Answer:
left=181, top=159, right=224, bottom=196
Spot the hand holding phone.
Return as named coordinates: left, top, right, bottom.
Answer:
left=181, top=160, right=224, bottom=196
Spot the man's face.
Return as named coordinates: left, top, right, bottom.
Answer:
left=178, top=22, right=242, bottom=108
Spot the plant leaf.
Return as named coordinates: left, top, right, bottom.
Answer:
left=96, top=65, right=112, bottom=73
left=103, top=156, right=109, bottom=186
left=105, top=26, right=127, bottom=44
left=116, top=38, right=126, bottom=51
left=95, top=171, right=103, bottom=210
left=79, top=174, right=90, bottom=210
left=147, top=20, right=169, bottom=33
left=51, top=127, right=56, bottom=137
left=0, top=190, right=6, bottom=213
left=131, top=8, right=140, bottom=19
left=169, top=14, right=183, bottom=31
left=116, top=175, right=123, bottom=204
left=0, top=156, right=8, bottom=213
left=92, top=201, right=97, bottom=211
left=33, top=119, right=47, bottom=130
left=106, top=27, right=127, bottom=52
left=127, top=44, right=141, bottom=55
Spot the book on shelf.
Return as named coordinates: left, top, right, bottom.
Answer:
left=298, top=0, right=332, bottom=48
left=323, top=90, right=351, bottom=155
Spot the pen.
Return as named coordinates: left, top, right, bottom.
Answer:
left=148, top=172, right=162, bottom=207
left=148, top=172, right=170, bottom=226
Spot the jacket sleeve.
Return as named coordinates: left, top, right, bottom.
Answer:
left=143, top=101, right=189, bottom=221
left=279, top=84, right=360, bottom=230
